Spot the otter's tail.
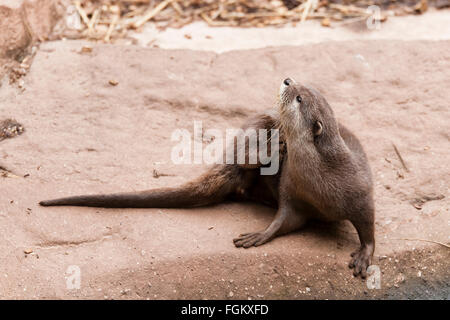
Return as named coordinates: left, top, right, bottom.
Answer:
left=40, top=166, right=241, bottom=208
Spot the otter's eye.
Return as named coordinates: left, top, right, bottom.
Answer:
left=296, top=96, right=302, bottom=103
left=313, top=121, right=323, bottom=136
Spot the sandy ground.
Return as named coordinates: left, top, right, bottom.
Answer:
left=0, top=38, right=449, bottom=299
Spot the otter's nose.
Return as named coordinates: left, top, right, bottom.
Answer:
left=283, top=78, right=293, bottom=86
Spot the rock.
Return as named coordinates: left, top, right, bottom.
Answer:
left=0, top=0, right=62, bottom=79
left=321, top=18, right=331, bottom=27
left=1, top=39, right=449, bottom=299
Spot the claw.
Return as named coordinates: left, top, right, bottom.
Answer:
left=360, top=264, right=368, bottom=279
left=348, top=259, right=355, bottom=268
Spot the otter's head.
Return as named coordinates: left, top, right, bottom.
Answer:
left=278, top=78, right=340, bottom=150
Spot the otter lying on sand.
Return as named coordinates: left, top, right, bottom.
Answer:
left=40, top=78, right=375, bottom=278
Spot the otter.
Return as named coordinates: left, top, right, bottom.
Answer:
left=40, top=78, right=375, bottom=278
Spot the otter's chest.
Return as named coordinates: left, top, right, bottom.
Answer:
left=285, top=169, right=345, bottom=221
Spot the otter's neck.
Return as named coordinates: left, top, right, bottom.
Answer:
left=285, top=135, right=351, bottom=175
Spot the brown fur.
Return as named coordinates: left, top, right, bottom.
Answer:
left=40, top=79, right=375, bottom=278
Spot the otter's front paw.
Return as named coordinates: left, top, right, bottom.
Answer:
left=348, top=245, right=373, bottom=278
left=233, top=232, right=270, bottom=248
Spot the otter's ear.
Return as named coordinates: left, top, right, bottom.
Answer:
left=313, top=121, right=323, bottom=137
